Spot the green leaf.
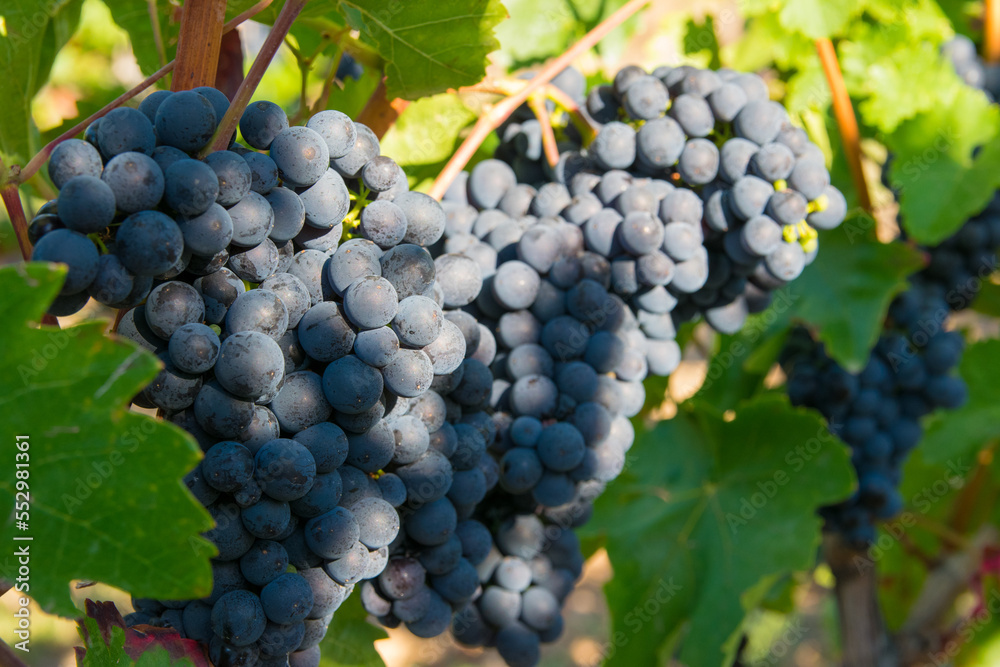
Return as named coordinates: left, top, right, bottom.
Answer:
left=837, top=9, right=959, bottom=134
left=787, top=223, right=924, bottom=371
left=922, top=340, right=1000, bottom=464
left=852, top=43, right=960, bottom=133
left=101, top=0, right=174, bottom=75
left=971, top=281, right=1000, bottom=318
left=79, top=616, right=196, bottom=667
left=694, top=311, right=792, bottom=412
left=682, top=16, right=720, bottom=69
left=783, top=62, right=832, bottom=120
left=78, top=617, right=131, bottom=667
left=494, top=0, right=579, bottom=69
left=379, top=94, right=478, bottom=191
left=319, top=594, right=387, bottom=666
left=0, top=0, right=85, bottom=165
left=134, top=648, right=196, bottom=667
left=887, top=85, right=1000, bottom=245
left=337, top=0, right=508, bottom=100
left=0, top=263, right=214, bottom=616
left=778, top=0, right=864, bottom=39
left=864, top=0, right=952, bottom=41
left=226, top=0, right=344, bottom=27
left=722, top=13, right=815, bottom=73
left=583, top=396, right=853, bottom=667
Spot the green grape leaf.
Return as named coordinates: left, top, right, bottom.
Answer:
left=101, top=0, right=175, bottom=75
left=862, top=0, right=952, bottom=42
left=853, top=44, right=960, bottom=133
left=887, top=85, right=1000, bottom=245
left=778, top=0, right=864, bottom=39
left=104, top=1, right=346, bottom=75
left=787, top=224, right=924, bottom=372
left=722, top=13, right=815, bottom=74
left=135, top=650, right=197, bottom=667
left=0, top=0, right=85, bottom=166
left=683, top=16, right=720, bottom=69
left=971, top=282, right=1000, bottom=318
left=319, top=594, right=387, bottom=666
left=225, top=0, right=344, bottom=27
left=380, top=93, right=488, bottom=191
left=783, top=62, right=831, bottom=119
left=0, top=263, right=214, bottom=617
left=694, top=309, right=793, bottom=412
left=77, top=599, right=207, bottom=666
left=838, top=14, right=961, bottom=134
left=922, top=340, right=1000, bottom=464
left=494, top=0, right=579, bottom=69
left=583, top=396, right=853, bottom=667
left=337, top=0, right=507, bottom=100
left=79, top=617, right=198, bottom=667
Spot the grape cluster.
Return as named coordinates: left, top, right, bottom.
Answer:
left=779, top=198, right=1000, bottom=544
left=353, top=64, right=847, bottom=667
left=492, top=64, right=847, bottom=335
left=38, top=63, right=848, bottom=667
left=44, top=86, right=466, bottom=667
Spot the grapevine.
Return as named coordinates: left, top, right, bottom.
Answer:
left=5, top=3, right=1000, bottom=667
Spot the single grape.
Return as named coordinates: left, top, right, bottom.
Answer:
left=31, top=228, right=100, bottom=297
left=101, top=151, right=164, bottom=213
left=240, top=100, right=290, bottom=150
left=48, top=139, right=103, bottom=188
left=154, top=91, right=217, bottom=152
left=98, top=107, right=156, bottom=157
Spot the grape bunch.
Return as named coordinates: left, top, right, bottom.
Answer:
left=352, top=64, right=847, bottom=667
left=38, top=85, right=470, bottom=667
left=490, top=64, right=847, bottom=335
left=779, top=197, right=1000, bottom=545
left=358, top=162, right=645, bottom=665
left=34, top=62, right=849, bottom=667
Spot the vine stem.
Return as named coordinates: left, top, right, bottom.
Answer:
left=0, top=179, right=32, bottom=261
left=545, top=83, right=597, bottom=145
left=896, top=525, right=999, bottom=665
left=14, top=0, right=274, bottom=185
left=427, top=0, right=651, bottom=200
left=987, top=0, right=1000, bottom=64
left=526, top=94, right=560, bottom=167
left=815, top=38, right=872, bottom=213
left=204, top=0, right=308, bottom=155
left=464, top=80, right=598, bottom=144
left=171, top=0, right=226, bottom=91
left=0, top=637, right=29, bottom=667
left=356, top=80, right=411, bottom=139
left=824, top=533, right=897, bottom=667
